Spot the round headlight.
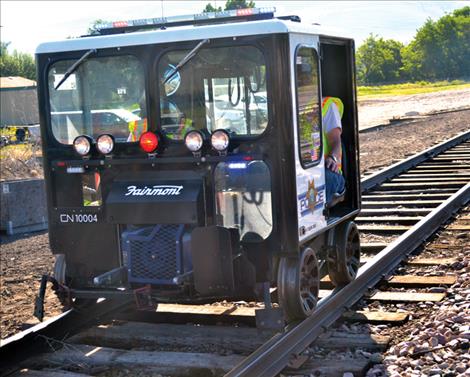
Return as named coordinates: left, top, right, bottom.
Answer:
left=210, top=129, right=230, bottom=152
left=73, top=135, right=92, bottom=156
left=96, top=134, right=115, bottom=155
left=184, top=130, right=204, bottom=152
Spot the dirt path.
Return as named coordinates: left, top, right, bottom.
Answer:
left=358, top=88, right=470, bottom=130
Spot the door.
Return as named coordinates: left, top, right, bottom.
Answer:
left=290, top=36, right=327, bottom=243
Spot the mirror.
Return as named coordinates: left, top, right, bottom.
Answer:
left=162, top=64, right=181, bottom=96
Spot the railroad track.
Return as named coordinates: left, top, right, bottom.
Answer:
left=1, top=130, right=469, bottom=377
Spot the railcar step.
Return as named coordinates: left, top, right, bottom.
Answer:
left=70, top=322, right=271, bottom=354
left=342, top=310, right=409, bottom=324
left=387, top=275, right=456, bottom=287
left=27, top=344, right=244, bottom=376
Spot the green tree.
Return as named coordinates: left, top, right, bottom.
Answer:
left=203, top=0, right=255, bottom=12
left=87, top=19, right=109, bottom=35
left=356, top=34, right=404, bottom=84
left=0, top=42, right=36, bottom=81
left=401, top=6, right=470, bottom=81
left=203, top=3, right=222, bottom=12
left=224, top=0, right=255, bottom=10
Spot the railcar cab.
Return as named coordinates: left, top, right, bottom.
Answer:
left=35, top=7, right=361, bottom=325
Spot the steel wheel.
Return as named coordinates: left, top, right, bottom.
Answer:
left=53, top=254, right=95, bottom=309
left=328, top=221, right=361, bottom=286
left=277, top=247, right=320, bottom=322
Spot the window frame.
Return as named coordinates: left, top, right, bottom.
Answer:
left=294, top=45, right=323, bottom=169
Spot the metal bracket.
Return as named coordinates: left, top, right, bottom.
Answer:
left=133, top=284, right=157, bottom=311
left=34, top=274, right=63, bottom=321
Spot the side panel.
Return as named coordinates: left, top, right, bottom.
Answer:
left=289, top=34, right=327, bottom=243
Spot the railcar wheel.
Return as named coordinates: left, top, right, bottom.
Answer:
left=277, top=247, right=320, bottom=322
left=53, top=254, right=96, bottom=309
left=327, top=221, right=361, bottom=286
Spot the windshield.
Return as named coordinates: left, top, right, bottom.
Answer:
left=158, top=45, right=268, bottom=140
left=48, top=55, right=147, bottom=144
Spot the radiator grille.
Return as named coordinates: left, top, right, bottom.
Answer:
left=122, top=225, right=183, bottom=284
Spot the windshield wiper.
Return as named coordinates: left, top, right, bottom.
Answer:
left=55, top=49, right=97, bottom=90
left=163, top=39, right=209, bottom=84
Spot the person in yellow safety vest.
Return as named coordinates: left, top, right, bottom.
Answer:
left=171, top=114, right=193, bottom=140
left=322, top=96, right=345, bottom=205
left=127, top=118, right=148, bottom=142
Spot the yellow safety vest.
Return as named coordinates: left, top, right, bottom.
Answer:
left=128, top=118, right=148, bottom=142
left=321, top=97, right=344, bottom=173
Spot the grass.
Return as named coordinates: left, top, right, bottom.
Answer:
left=358, top=80, right=470, bottom=98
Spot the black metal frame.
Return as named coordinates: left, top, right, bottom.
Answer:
left=36, top=33, right=298, bottom=299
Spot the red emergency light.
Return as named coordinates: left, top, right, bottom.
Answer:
left=139, top=132, right=159, bottom=153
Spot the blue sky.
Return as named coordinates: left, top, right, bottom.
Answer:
left=1, top=1, right=467, bottom=54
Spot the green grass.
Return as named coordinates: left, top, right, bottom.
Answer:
left=358, top=80, right=470, bottom=98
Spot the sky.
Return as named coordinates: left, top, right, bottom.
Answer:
left=1, top=1, right=468, bottom=55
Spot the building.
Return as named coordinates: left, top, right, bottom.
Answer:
left=0, top=76, right=39, bottom=126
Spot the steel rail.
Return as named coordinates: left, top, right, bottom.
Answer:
left=226, top=183, right=470, bottom=377
left=226, top=133, right=470, bottom=377
left=0, top=299, right=132, bottom=376
left=361, top=130, right=470, bottom=191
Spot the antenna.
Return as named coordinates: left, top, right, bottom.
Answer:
left=161, top=0, right=164, bottom=19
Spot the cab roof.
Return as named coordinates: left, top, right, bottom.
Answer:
left=36, top=18, right=351, bottom=55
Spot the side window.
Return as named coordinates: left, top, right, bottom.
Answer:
left=295, top=47, right=321, bottom=168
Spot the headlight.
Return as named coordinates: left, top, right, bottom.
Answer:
left=96, top=134, right=115, bottom=155
left=210, top=129, right=230, bottom=152
left=184, top=130, right=204, bottom=152
left=73, top=135, right=92, bottom=156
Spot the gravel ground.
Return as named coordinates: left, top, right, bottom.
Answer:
left=358, top=88, right=470, bottom=130
left=359, top=108, right=470, bottom=175
left=364, top=206, right=470, bottom=377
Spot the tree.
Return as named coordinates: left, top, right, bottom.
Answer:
left=87, top=19, right=109, bottom=35
left=203, top=3, right=222, bottom=12
left=356, top=34, right=404, bottom=84
left=0, top=42, right=36, bottom=81
left=203, top=0, right=255, bottom=13
left=224, top=0, right=255, bottom=10
left=401, top=6, right=470, bottom=81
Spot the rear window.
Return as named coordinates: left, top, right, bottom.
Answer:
left=48, top=55, right=147, bottom=144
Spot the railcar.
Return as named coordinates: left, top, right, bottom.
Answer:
left=35, top=7, right=361, bottom=326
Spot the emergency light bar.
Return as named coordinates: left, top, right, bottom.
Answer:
left=95, top=7, right=276, bottom=35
